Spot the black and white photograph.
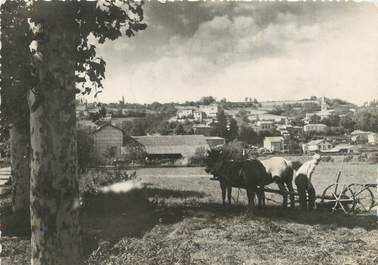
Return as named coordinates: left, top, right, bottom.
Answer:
left=0, top=0, right=377, bottom=264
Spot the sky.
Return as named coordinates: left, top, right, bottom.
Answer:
left=88, top=1, right=378, bottom=106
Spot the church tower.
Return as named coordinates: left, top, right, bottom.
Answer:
left=321, top=96, right=328, bottom=111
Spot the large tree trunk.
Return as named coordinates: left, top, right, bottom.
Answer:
left=9, top=121, right=30, bottom=212
left=28, top=3, right=82, bottom=264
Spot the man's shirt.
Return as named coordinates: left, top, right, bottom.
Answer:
left=295, top=159, right=317, bottom=182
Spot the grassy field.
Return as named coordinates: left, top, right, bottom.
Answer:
left=135, top=162, right=377, bottom=206
left=1, top=161, right=377, bottom=265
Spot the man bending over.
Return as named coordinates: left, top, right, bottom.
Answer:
left=294, top=154, right=321, bottom=210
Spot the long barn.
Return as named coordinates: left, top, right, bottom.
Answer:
left=92, top=123, right=225, bottom=165
left=132, top=135, right=224, bottom=165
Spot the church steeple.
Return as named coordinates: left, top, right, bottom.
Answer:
left=321, top=96, right=328, bottom=111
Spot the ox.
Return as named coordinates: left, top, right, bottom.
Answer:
left=205, top=148, right=269, bottom=212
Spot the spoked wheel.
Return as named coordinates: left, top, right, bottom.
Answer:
left=347, top=184, right=375, bottom=213
left=320, top=184, right=356, bottom=214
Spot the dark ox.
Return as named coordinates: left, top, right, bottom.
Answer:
left=204, top=149, right=270, bottom=212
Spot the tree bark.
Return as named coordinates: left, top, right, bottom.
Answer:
left=28, top=3, right=82, bottom=265
left=9, top=122, right=30, bottom=212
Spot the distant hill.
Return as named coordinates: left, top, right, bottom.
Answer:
left=325, top=97, right=356, bottom=109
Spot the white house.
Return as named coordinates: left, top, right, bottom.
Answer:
left=193, top=111, right=204, bottom=122
left=302, top=139, right=333, bottom=153
left=177, top=108, right=194, bottom=119
left=351, top=130, right=378, bottom=145
left=256, top=121, right=275, bottom=130
left=367, top=132, right=378, bottom=145
left=199, top=104, right=218, bottom=118
left=263, top=136, right=285, bottom=152
left=304, top=124, right=327, bottom=133
left=326, top=144, right=359, bottom=154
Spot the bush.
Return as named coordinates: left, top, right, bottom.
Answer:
left=367, top=152, right=378, bottom=164
left=79, top=168, right=136, bottom=194
left=189, top=147, right=208, bottom=166
left=357, top=152, right=377, bottom=163
left=222, top=140, right=248, bottom=161
left=343, top=155, right=353, bottom=163
left=358, top=153, right=368, bottom=162
left=77, top=130, right=99, bottom=170
left=321, top=156, right=334, bottom=162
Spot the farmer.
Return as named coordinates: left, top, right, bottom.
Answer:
left=294, top=154, right=321, bottom=210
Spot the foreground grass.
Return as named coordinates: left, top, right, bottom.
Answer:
left=1, top=163, right=377, bottom=265
left=87, top=211, right=378, bottom=265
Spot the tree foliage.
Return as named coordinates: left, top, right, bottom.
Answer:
left=2, top=0, right=147, bottom=107
left=77, top=129, right=98, bottom=170
left=321, top=114, right=340, bottom=127
left=174, top=123, right=185, bottom=135
left=239, top=125, right=258, bottom=145
left=222, top=140, right=248, bottom=161
left=340, top=115, right=355, bottom=132
left=213, top=109, right=227, bottom=138
left=309, top=114, right=321, bottom=124
left=72, top=0, right=147, bottom=96
left=200, top=96, right=216, bottom=105
left=226, top=117, right=239, bottom=142
left=131, top=120, right=147, bottom=136
left=354, top=107, right=378, bottom=132
left=189, top=146, right=208, bottom=166
left=0, top=0, right=31, bottom=129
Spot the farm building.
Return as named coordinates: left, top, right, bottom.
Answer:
left=92, top=124, right=124, bottom=163
left=303, top=123, right=327, bottom=133
left=256, top=121, right=275, bottom=130
left=249, top=113, right=287, bottom=123
left=367, top=133, right=378, bottom=145
left=130, top=135, right=224, bottom=165
left=193, top=124, right=213, bottom=136
left=259, top=99, right=319, bottom=108
left=325, top=144, right=359, bottom=154
left=302, top=139, right=333, bottom=153
left=263, top=136, right=284, bottom=152
left=205, top=136, right=225, bottom=148
left=351, top=130, right=378, bottom=145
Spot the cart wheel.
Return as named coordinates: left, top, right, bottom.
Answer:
left=347, top=184, right=375, bottom=213
left=320, top=184, right=356, bottom=214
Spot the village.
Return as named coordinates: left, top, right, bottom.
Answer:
left=70, top=95, right=378, bottom=167
left=1, top=1, right=377, bottom=264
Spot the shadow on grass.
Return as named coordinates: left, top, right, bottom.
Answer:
left=150, top=200, right=377, bottom=230
left=81, top=185, right=377, bottom=255
left=1, top=186, right=376, bottom=259
left=80, top=189, right=157, bottom=255
left=252, top=205, right=378, bottom=231
left=0, top=205, right=31, bottom=238
left=164, top=201, right=378, bottom=230
left=140, top=186, right=378, bottom=231
left=144, top=187, right=206, bottom=199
